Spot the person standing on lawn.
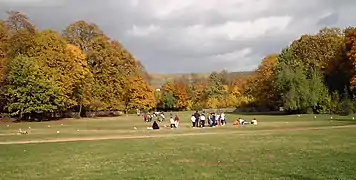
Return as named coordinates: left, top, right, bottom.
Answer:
left=174, top=114, right=180, bottom=128
left=194, top=111, right=200, bottom=127
left=200, top=113, right=206, bottom=127
left=191, top=114, right=196, bottom=128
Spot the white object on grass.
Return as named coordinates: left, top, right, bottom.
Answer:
left=56, top=131, right=59, bottom=134
left=61, top=124, right=63, bottom=126
left=77, top=129, right=80, bottom=132
left=134, top=127, right=137, bottom=130
left=6, top=125, right=9, bottom=127
left=314, top=116, right=316, bottom=119
left=331, top=117, right=333, bottom=119
left=48, top=125, right=51, bottom=128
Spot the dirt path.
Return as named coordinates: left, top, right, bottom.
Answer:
left=1, top=124, right=356, bottom=145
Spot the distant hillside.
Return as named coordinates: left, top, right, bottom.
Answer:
left=148, top=71, right=254, bottom=88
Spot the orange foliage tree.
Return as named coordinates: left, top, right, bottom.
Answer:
left=172, top=79, right=189, bottom=110
left=345, top=27, right=356, bottom=90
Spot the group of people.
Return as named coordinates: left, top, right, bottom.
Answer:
left=143, top=112, right=166, bottom=122
left=148, top=112, right=180, bottom=129
left=146, top=110, right=258, bottom=130
left=232, top=118, right=258, bottom=126
left=190, top=111, right=227, bottom=128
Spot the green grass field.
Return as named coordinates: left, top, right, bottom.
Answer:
left=1, top=112, right=356, bottom=180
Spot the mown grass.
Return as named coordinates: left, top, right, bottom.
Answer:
left=0, top=113, right=356, bottom=179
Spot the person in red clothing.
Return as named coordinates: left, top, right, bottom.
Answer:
left=143, top=113, right=148, bottom=122
left=174, top=114, right=180, bottom=128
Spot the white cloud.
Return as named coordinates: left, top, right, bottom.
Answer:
left=2, top=0, right=356, bottom=73
left=184, top=16, right=292, bottom=40
left=0, top=0, right=60, bottom=6
left=127, top=24, right=161, bottom=36
left=213, top=48, right=252, bottom=62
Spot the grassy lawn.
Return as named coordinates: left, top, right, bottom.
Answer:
left=0, top=112, right=356, bottom=179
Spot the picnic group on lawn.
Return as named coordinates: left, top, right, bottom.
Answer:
left=143, top=110, right=258, bottom=130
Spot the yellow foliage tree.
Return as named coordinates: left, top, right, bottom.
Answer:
left=205, top=97, right=219, bottom=109
left=248, top=54, right=280, bottom=109
left=123, top=74, right=156, bottom=112
left=26, top=30, right=93, bottom=112
left=172, top=79, right=189, bottom=110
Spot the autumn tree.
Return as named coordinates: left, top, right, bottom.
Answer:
left=345, top=27, right=356, bottom=91
left=248, top=54, right=280, bottom=110
left=204, top=72, right=227, bottom=108
left=4, top=11, right=36, bottom=59
left=123, top=73, right=156, bottom=113
left=63, top=21, right=150, bottom=112
left=0, top=21, right=8, bottom=111
left=161, top=81, right=175, bottom=95
left=2, top=55, right=65, bottom=120
left=289, top=28, right=348, bottom=92
left=0, top=21, right=7, bottom=82
left=66, top=44, right=93, bottom=115
left=0, top=21, right=7, bottom=60
left=86, top=36, right=126, bottom=110
left=218, top=69, right=232, bottom=85
left=189, top=79, right=207, bottom=110
left=172, top=79, right=189, bottom=110
left=24, top=30, right=93, bottom=115
left=62, top=21, right=103, bottom=53
left=205, top=72, right=226, bottom=98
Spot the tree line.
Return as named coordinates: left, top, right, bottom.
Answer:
left=0, top=11, right=156, bottom=120
left=156, top=27, right=356, bottom=116
left=1, top=11, right=356, bottom=121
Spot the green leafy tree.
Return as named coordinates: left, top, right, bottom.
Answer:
left=290, top=28, right=348, bottom=92
left=205, top=72, right=226, bottom=99
left=161, top=93, right=177, bottom=110
left=2, top=55, right=64, bottom=120
left=276, top=51, right=330, bottom=113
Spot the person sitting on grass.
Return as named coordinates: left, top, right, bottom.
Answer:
left=170, top=117, right=176, bottom=129
left=152, top=121, right=160, bottom=130
left=251, top=118, right=258, bottom=125
left=238, top=118, right=246, bottom=125
left=233, top=119, right=239, bottom=126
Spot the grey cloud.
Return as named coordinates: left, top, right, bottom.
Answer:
left=1, top=0, right=356, bottom=74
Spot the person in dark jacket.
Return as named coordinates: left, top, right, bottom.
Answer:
left=194, top=111, right=200, bottom=127
left=152, top=121, right=160, bottom=130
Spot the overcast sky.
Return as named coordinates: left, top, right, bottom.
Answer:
left=1, top=0, right=356, bottom=74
